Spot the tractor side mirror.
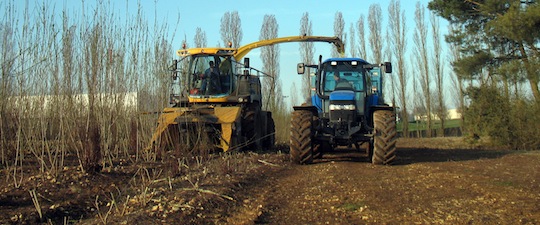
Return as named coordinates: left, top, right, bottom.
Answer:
left=297, top=63, right=305, bottom=74
left=244, top=57, right=250, bottom=68
left=384, top=62, right=392, bottom=73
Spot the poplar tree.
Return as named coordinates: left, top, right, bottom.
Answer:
left=220, top=11, right=243, bottom=48
left=333, top=12, right=345, bottom=58
left=388, top=0, right=408, bottom=136
left=259, top=14, right=282, bottom=112
left=299, top=12, right=314, bottom=101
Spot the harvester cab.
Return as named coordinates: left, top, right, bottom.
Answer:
left=147, top=36, right=345, bottom=155
left=291, top=57, right=397, bottom=165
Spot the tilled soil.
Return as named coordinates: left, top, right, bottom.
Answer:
left=227, top=148, right=540, bottom=224
left=1, top=138, right=539, bottom=224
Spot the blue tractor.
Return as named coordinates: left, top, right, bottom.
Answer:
left=290, top=56, right=396, bottom=165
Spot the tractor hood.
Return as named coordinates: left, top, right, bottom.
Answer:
left=329, top=90, right=355, bottom=101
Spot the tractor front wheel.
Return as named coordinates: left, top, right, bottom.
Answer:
left=290, top=110, right=314, bottom=164
left=372, top=110, right=397, bottom=165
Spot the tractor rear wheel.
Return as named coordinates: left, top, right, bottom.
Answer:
left=372, top=110, right=397, bottom=165
left=290, top=110, right=314, bottom=164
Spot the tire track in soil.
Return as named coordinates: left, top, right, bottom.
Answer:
left=226, top=150, right=372, bottom=225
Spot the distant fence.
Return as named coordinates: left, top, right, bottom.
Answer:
left=398, top=127, right=462, bottom=138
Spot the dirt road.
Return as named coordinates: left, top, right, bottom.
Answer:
left=225, top=147, right=540, bottom=224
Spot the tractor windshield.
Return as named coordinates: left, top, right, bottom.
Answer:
left=188, top=55, right=235, bottom=96
left=321, top=61, right=366, bottom=94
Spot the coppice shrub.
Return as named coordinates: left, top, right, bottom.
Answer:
left=0, top=1, right=176, bottom=175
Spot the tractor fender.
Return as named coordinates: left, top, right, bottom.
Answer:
left=293, top=105, right=319, bottom=116
left=368, top=105, right=395, bottom=127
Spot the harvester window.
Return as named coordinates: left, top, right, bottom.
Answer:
left=188, top=55, right=234, bottom=96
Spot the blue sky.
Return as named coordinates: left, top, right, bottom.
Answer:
left=16, top=0, right=449, bottom=108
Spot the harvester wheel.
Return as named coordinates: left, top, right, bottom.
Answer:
left=290, top=110, right=314, bottom=164
left=263, top=115, right=275, bottom=149
left=372, top=110, right=397, bottom=165
left=242, top=106, right=262, bottom=151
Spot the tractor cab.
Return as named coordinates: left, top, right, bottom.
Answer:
left=301, top=58, right=370, bottom=119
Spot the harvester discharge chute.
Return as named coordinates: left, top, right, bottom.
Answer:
left=147, top=36, right=344, bottom=154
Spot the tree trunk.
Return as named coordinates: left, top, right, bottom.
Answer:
left=519, top=43, right=540, bottom=102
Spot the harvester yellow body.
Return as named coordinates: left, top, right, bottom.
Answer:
left=148, top=36, right=344, bottom=153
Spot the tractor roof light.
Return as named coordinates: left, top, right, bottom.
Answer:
left=351, top=61, right=358, bottom=66
left=331, top=61, right=337, bottom=66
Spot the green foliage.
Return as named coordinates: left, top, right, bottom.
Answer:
left=507, top=99, right=540, bottom=150
left=487, top=1, right=540, bottom=44
left=430, top=0, right=540, bottom=149
left=463, top=85, right=511, bottom=145
left=429, top=0, right=540, bottom=102
left=454, top=51, right=493, bottom=79
left=428, top=0, right=480, bottom=23
left=463, top=85, right=540, bottom=150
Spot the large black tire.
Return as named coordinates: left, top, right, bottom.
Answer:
left=313, top=141, right=330, bottom=159
left=290, top=110, right=314, bottom=164
left=242, top=105, right=262, bottom=151
left=372, top=110, right=397, bottom=165
left=262, top=114, right=275, bottom=149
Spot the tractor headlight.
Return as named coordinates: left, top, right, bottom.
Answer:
left=329, top=104, right=356, bottom=110
left=343, top=104, right=356, bottom=110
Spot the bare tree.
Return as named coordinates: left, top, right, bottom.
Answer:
left=388, top=0, right=408, bottom=137
left=384, top=29, right=397, bottom=107
left=259, top=14, right=281, bottom=112
left=299, top=12, right=314, bottom=101
left=356, top=15, right=367, bottom=60
left=368, top=4, right=383, bottom=63
left=83, top=23, right=103, bottom=173
left=0, top=22, right=15, bottom=170
left=349, top=23, right=356, bottom=57
left=414, top=2, right=432, bottom=137
left=220, top=11, right=243, bottom=48
left=193, top=27, right=207, bottom=48
left=431, top=11, right=445, bottom=136
left=333, top=11, right=345, bottom=58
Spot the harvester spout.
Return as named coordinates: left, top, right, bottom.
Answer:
left=234, top=35, right=344, bottom=61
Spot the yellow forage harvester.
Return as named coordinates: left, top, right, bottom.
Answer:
left=147, top=36, right=344, bottom=154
